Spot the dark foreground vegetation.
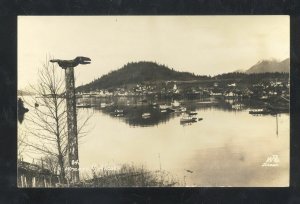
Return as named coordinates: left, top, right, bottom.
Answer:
left=18, top=161, right=178, bottom=187
left=83, top=164, right=178, bottom=187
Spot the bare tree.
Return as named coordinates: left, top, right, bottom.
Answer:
left=21, top=58, right=91, bottom=182
left=38, top=155, right=60, bottom=175
left=17, top=129, right=28, bottom=160
left=22, top=60, right=68, bottom=180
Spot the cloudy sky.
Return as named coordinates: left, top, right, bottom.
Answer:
left=18, top=16, right=289, bottom=90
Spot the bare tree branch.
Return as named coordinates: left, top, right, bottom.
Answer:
left=19, top=56, right=92, bottom=182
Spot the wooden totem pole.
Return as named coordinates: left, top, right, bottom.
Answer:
left=50, top=56, right=91, bottom=183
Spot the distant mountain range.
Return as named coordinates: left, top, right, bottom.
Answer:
left=245, top=58, right=290, bottom=74
left=76, top=58, right=290, bottom=91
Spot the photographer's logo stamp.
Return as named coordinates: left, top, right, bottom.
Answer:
left=262, top=155, right=280, bottom=167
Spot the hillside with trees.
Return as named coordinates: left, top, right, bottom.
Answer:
left=77, top=61, right=209, bottom=92
left=76, top=60, right=290, bottom=92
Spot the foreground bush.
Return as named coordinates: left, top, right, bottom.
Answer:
left=80, top=164, right=178, bottom=187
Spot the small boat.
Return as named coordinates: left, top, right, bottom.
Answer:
left=171, top=100, right=180, bottom=107
left=188, top=111, right=197, bottom=116
left=159, top=104, right=170, bottom=110
left=170, top=106, right=187, bottom=113
left=151, top=102, right=159, bottom=109
left=179, top=107, right=187, bottom=112
left=114, top=109, right=124, bottom=113
left=160, top=109, right=167, bottom=113
left=197, top=101, right=216, bottom=104
left=111, top=109, right=124, bottom=117
left=249, top=108, right=272, bottom=115
left=232, top=103, right=244, bottom=110
left=100, top=102, right=106, bottom=108
left=142, top=112, right=151, bottom=118
left=260, top=96, right=269, bottom=100
left=180, top=114, right=197, bottom=123
left=76, top=103, right=91, bottom=108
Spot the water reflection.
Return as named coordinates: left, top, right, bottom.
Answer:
left=77, top=101, right=289, bottom=186
left=95, top=104, right=177, bottom=127
left=78, top=96, right=281, bottom=127
left=19, top=95, right=289, bottom=186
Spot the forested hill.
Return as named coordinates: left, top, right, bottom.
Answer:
left=77, top=61, right=208, bottom=91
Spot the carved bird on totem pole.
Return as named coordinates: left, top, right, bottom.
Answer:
left=50, top=56, right=91, bottom=68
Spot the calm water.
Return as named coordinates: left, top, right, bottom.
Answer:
left=19, top=97, right=289, bottom=187
left=77, top=98, right=289, bottom=187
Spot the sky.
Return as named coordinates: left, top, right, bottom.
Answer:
left=18, top=16, right=289, bottom=90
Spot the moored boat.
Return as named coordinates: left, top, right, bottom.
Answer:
left=159, top=104, right=170, bottom=110
left=180, top=114, right=197, bottom=123
left=249, top=108, right=272, bottom=115
left=187, top=111, right=197, bottom=116
left=76, top=103, right=91, bottom=108
left=171, top=100, right=180, bottom=107
left=112, top=109, right=124, bottom=117
left=170, top=106, right=187, bottom=113
left=232, top=103, right=245, bottom=110
left=114, top=109, right=124, bottom=113
left=142, top=112, right=151, bottom=118
left=100, top=102, right=107, bottom=108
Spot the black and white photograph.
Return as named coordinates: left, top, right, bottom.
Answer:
left=17, top=16, right=290, bottom=187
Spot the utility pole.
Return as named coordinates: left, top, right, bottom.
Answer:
left=50, top=56, right=91, bottom=184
